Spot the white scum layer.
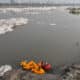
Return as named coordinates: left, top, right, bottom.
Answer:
left=0, top=18, right=28, bottom=34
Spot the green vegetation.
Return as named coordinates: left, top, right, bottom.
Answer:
left=67, top=7, right=80, bottom=15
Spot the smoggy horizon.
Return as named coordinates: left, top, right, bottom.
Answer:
left=0, top=0, right=80, bottom=4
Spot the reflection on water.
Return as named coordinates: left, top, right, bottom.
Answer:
left=0, top=6, right=80, bottom=66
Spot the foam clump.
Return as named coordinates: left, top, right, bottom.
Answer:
left=50, top=23, right=56, bottom=26
left=25, top=7, right=56, bottom=10
left=0, top=65, right=12, bottom=76
left=0, top=18, right=28, bottom=34
left=0, top=7, right=56, bottom=13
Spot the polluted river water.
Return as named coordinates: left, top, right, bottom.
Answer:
left=0, top=6, right=80, bottom=67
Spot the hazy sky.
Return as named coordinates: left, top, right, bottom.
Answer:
left=0, top=0, right=80, bottom=4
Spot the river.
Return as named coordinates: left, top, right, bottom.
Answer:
left=0, top=6, right=80, bottom=67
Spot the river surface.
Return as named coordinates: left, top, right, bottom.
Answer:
left=0, top=6, right=80, bottom=66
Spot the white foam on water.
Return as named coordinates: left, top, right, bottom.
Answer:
left=25, top=7, right=56, bottom=10
left=25, top=12, right=40, bottom=14
left=0, top=18, right=28, bottom=35
left=49, top=23, right=56, bottom=26
left=0, top=7, right=56, bottom=13
left=0, top=65, right=12, bottom=76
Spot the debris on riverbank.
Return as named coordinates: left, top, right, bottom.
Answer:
left=0, top=65, right=12, bottom=77
left=0, top=63, right=80, bottom=80
left=61, top=64, right=80, bottom=80
left=1, top=68, right=61, bottom=80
